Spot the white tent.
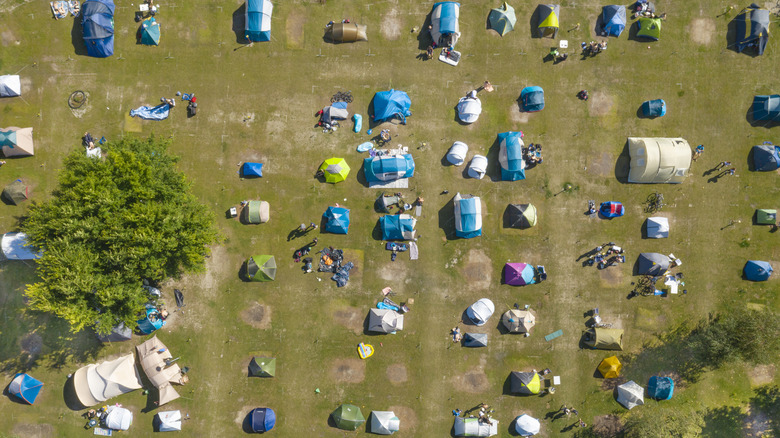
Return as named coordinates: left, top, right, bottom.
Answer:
left=514, top=414, right=541, bottom=436
left=466, top=298, right=495, bottom=326
left=0, top=127, right=34, bottom=157
left=1, top=232, right=41, bottom=260
left=370, top=411, right=400, bottom=435
left=456, top=97, right=482, bottom=124
left=73, top=354, right=143, bottom=407
left=646, top=217, right=669, bottom=238
left=617, top=380, right=645, bottom=410
left=157, top=410, right=182, bottom=432
left=447, top=141, right=469, bottom=166
left=136, top=335, right=185, bottom=406
left=467, top=155, right=488, bottom=179
left=368, top=308, right=404, bottom=334
left=454, top=417, right=498, bottom=437
left=0, top=75, right=21, bottom=97
left=627, top=137, right=691, bottom=183
left=105, top=406, right=133, bottom=431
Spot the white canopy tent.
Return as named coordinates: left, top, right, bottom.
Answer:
left=466, top=298, right=495, bottom=326
left=73, top=354, right=143, bottom=407
left=447, top=141, right=469, bottom=166
left=454, top=417, right=498, bottom=437
left=0, top=75, right=21, bottom=97
left=370, top=410, right=400, bottom=435
left=456, top=97, right=482, bottom=124
left=368, top=308, right=404, bottom=334
left=627, top=137, right=691, bottom=184
left=617, top=380, right=645, bottom=410
left=646, top=217, right=669, bottom=238
left=136, top=335, right=185, bottom=406
left=514, top=414, right=541, bottom=436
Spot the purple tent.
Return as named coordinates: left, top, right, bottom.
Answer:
left=504, top=263, right=536, bottom=286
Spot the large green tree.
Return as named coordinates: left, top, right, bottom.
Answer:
left=21, top=136, right=218, bottom=334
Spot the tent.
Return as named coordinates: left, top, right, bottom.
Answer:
left=463, top=333, right=488, bottom=347
left=520, top=87, right=545, bottom=112
left=447, top=141, right=469, bottom=165
left=454, top=416, right=499, bottom=437
left=744, top=260, right=773, bottom=281
left=752, top=143, right=780, bottom=170
left=245, top=0, right=272, bottom=42
left=506, top=204, right=537, bottom=228
left=488, top=2, right=517, bottom=37
left=96, top=323, right=132, bottom=343
left=249, top=356, right=276, bottom=377
left=598, top=356, right=622, bottom=378
left=380, top=214, right=417, bottom=240
left=332, top=404, right=365, bottom=431
left=430, top=2, right=461, bottom=48
left=137, top=306, right=165, bottom=334
left=734, top=4, right=769, bottom=55
left=466, top=298, right=495, bottom=326
left=637, top=253, right=670, bottom=276
left=454, top=193, right=482, bottom=238
left=370, top=411, right=400, bottom=435
left=641, top=99, right=666, bottom=117
left=157, top=410, right=182, bottom=432
left=646, top=217, right=669, bottom=238
left=137, top=335, right=185, bottom=406
left=537, top=4, right=560, bottom=38
left=323, top=206, right=350, bottom=234
left=242, top=200, right=270, bottom=224
left=627, top=137, right=692, bottom=183
left=81, top=0, right=115, bottom=58
left=325, top=22, right=368, bottom=42
left=319, top=157, right=350, bottom=183
left=501, top=309, right=536, bottom=333
left=457, top=97, right=482, bottom=124
left=498, top=131, right=526, bottom=181
left=73, top=354, right=143, bottom=407
left=364, top=154, right=415, bottom=183
left=372, top=90, right=412, bottom=123
left=2, top=180, right=29, bottom=205
left=105, top=406, right=133, bottom=430
left=514, top=414, right=540, bottom=436
left=0, top=75, right=21, bottom=97
left=601, top=5, right=626, bottom=37
left=320, top=101, right=349, bottom=126
left=467, top=155, right=488, bottom=179
left=0, top=127, right=34, bottom=157
left=636, top=17, right=661, bottom=41
left=139, top=17, right=160, bottom=46
left=504, top=263, right=537, bottom=286
left=510, top=371, right=541, bottom=395
left=0, top=232, right=40, bottom=261
left=647, top=376, right=674, bottom=400
left=241, top=162, right=264, bottom=178
left=9, top=373, right=43, bottom=404
left=246, top=255, right=277, bottom=281
left=368, top=308, right=405, bottom=333
left=250, top=407, right=276, bottom=433
left=756, top=209, right=777, bottom=225
left=616, top=380, right=645, bottom=410
left=752, top=95, right=780, bottom=121
left=583, top=327, right=624, bottom=350
left=599, top=201, right=624, bottom=218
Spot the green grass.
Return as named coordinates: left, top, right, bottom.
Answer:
left=1, top=0, right=779, bottom=436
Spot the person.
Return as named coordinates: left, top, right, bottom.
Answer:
left=727, top=167, right=736, bottom=176
left=310, top=222, right=318, bottom=230
left=299, top=223, right=306, bottom=232
left=549, top=47, right=559, bottom=59
left=693, top=144, right=704, bottom=160
left=467, top=90, right=477, bottom=99
left=426, top=45, right=433, bottom=59
left=0, top=160, right=6, bottom=167
left=452, top=409, right=462, bottom=417
left=578, top=90, right=589, bottom=101
left=579, top=419, right=587, bottom=428
left=84, top=132, right=96, bottom=149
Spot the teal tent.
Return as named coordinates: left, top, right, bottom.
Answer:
left=488, top=3, right=516, bottom=37
left=139, top=18, right=160, bottom=45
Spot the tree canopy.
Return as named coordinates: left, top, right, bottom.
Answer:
left=21, top=136, right=218, bottom=334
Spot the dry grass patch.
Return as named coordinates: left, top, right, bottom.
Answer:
left=460, top=249, right=492, bottom=290
left=330, top=358, right=365, bottom=383
left=588, top=91, right=614, bottom=117
left=240, top=302, right=272, bottom=329
left=453, top=369, right=490, bottom=393
left=689, top=18, right=715, bottom=45
left=332, top=306, right=364, bottom=334
left=386, top=363, right=408, bottom=384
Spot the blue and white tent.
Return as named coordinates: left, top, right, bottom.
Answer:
left=9, top=373, right=44, bottom=404
left=250, top=408, right=276, bottom=433
left=752, top=95, right=780, bottom=121
left=245, top=0, right=273, bottom=42
left=241, top=162, right=264, bottom=178
left=363, top=154, right=415, bottom=184
left=137, top=306, right=165, bottom=334
left=372, top=90, right=412, bottom=123
left=454, top=193, right=482, bottom=238
left=82, top=0, right=115, bottom=58
left=744, top=260, right=773, bottom=281
left=380, top=214, right=417, bottom=240
left=641, top=99, right=666, bottom=117
left=752, top=143, right=780, bottom=171
left=647, top=376, right=674, bottom=400
left=323, top=206, right=350, bottom=234
left=498, top=131, right=526, bottom=181
left=602, top=5, right=626, bottom=37
left=430, top=2, right=461, bottom=48
left=520, top=87, right=544, bottom=112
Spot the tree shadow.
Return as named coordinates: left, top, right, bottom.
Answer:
left=437, top=197, right=457, bottom=240
left=232, top=4, right=249, bottom=45
left=701, top=406, right=745, bottom=437
left=614, top=140, right=630, bottom=183
left=71, top=16, right=88, bottom=56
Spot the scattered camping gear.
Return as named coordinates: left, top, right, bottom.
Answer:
left=2, top=180, right=29, bottom=205
left=81, top=0, right=115, bottom=58
left=454, top=416, right=499, bottom=437
left=752, top=95, right=780, bottom=122
left=139, top=17, right=160, bottom=45
left=501, top=309, right=536, bottom=334
left=647, top=376, right=674, bottom=400
left=375, top=192, right=401, bottom=213
left=520, top=87, right=545, bottom=112
left=506, top=204, right=537, bottom=228
left=9, top=373, right=44, bottom=404
left=463, top=332, right=488, bottom=347
left=744, top=260, right=773, bottom=281
left=363, top=154, right=415, bottom=184
left=628, top=137, right=692, bottom=183
left=246, top=255, right=277, bottom=281
left=368, top=308, right=404, bottom=333
left=599, top=201, right=624, bottom=218
left=371, top=90, right=411, bottom=123
left=504, top=263, right=538, bottom=286
left=319, top=101, right=349, bottom=129
left=582, top=327, right=624, bottom=350
left=510, top=371, right=542, bottom=395
left=242, top=200, right=270, bottom=224
left=0, top=232, right=41, bottom=261
left=0, top=75, right=21, bottom=97
left=616, top=380, right=645, bottom=410
left=249, top=407, right=276, bottom=433
left=249, top=356, right=276, bottom=377
left=319, top=157, right=350, bottom=183
left=465, top=298, right=495, bottom=326
left=324, top=22, right=368, bottom=42
left=454, top=193, right=482, bottom=238
left=537, top=4, right=560, bottom=38
left=380, top=214, right=417, bottom=240
left=323, top=206, right=350, bottom=234
left=734, top=4, right=769, bottom=55
left=641, top=99, right=666, bottom=117
left=637, top=252, right=670, bottom=276
left=446, top=141, right=469, bottom=165
left=137, top=305, right=165, bottom=334
left=174, top=289, right=185, bottom=307
left=245, top=0, right=273, bottom=42
left=751, top=143, right=780, bottom=170
left=241, top=162, right=264, bottom=178
left=756, top=209, right=777, bottom=225
left=51, top=1, right=80, bottom=19
left=157, top=410, right=182, bottom=432
left=498, top=131, right=526, bottom=181
left=0, top=127, right=35, bottom=157
left=488, top=2, right=517, bottom=37
left=597, top=356, right=622, bottom=378
left=456, top=96, right=482, bottom=124
left=96, top=323, right=132, bottom=342
left=636, top=16, right=661, bottom=41
left=369, top=411, right=400, bottom=435
left=430, top=2, right=461, bottom=48
left=332, top=404, right=366, bottom=431
left=130, top=103, right=170, bottom=120
left=467, top=155, right=488, bottom=179
left=357, top=342, right=374, bottom=359
left=72, top=354, right=143, bottom=407
left=646, top=217, right=669, bottom=238
left=104, top=405, right=133, bottom=431
left=514, top=414, right=541, bottom=436
left=137, top=335, right=186, bottom=406
left=601, top=5, right=626, bottom=37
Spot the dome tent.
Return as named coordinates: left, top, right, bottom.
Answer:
left=751, top=143, right=780, bottom=170
left=9, top=373, right=44, bottom=404
left=537, top=4, right=560, bottom=38
left=501, top=308, right=536, bottom=333
left=456, top=96, right=482, bottom=123
left=0, top=127, right=34, bottom=157
left=447, top=141, right=469, bottom=166
left=646, top=217, right=669, bottom=238
left=505, top=204, right=537, bottom=228
left=104, top=405, right=133, bottom=430
left=81, top=0, right=115, bottom=58
left=249, top=356, right=276, bottom=377
left=372, top=89, right=411, bottom=123
left=0, top=75, right=21, bottom=97
left=647, top=376, right=674, bottom=400
left=616, top=380, right=645, bottom=410
left=250, top=407, right=276, bottom=433
left=514, top=414, right=540, bottom=436
left=488, top=2, right=517, bottom=37
left=245, top=255, right=276, bottom=281
left=601, top=5, right=626, bottom=37
left=368, top=308, right=404, bottom=333
left=466, top=298, right=495, bottom=326
left=744, top=260, right=773, bottom=281
left=504, top=263, right=536, bottom=286
left=332, top=404, right=365, bottom=431
left=510, top=371, right=541, bottom=394
left=369, top=410, right=400, bottom=435
left=323, top=206, right=350, bottom=234
left=156, top=410, right=182, bottom=432
left=637, top=253, right=670, bottom=276
left=598, top=356, right=622, bottom=378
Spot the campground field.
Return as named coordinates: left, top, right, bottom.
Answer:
left=1, top=0, right=780, bottom=437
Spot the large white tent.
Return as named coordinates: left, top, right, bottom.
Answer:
left=73, top=354, right=143, bottom=407
left=514, top=414, right=541, bottom=436
left=367, top=308, right=404, bottom=334
left=627, top=137, right=691, bottom=183
left=456, top=97, right=482, bottom=124
left=454, top=417, right=498, bottom=437
left=0, top=75, right=21, bottom=97
left=447, top=141, right=469, bottom=166
left=1, top=232, right=41, bottom=260
left=466, top=298, right=495, bottom=326
left=369, top=411, right=400, bottom=435
left=646, top=217, right=669, bottom=238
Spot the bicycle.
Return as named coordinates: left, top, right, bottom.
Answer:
left=331, top=91, right=353, bottom=103
left=629, top=275, right=656, bottom=298
left=645, top=191, right=665, bottom=213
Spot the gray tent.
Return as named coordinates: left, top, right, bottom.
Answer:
left=369, top=411, right=400, bottom=435
left=463, top=333, right=488, bottom=347
left=616, top=380, right=645, bottom=410
left=637, top=252, right=670, bottom=276
left=368, top=308, right=404, bottom=333
left=2, top=180, right=29, bottom=205
left=467, top=155, right=488, bottom=179
left=0, top=232, right=41, bottom=261
left=96, top=323, right=132, bottom=343
left=0, top=75, right=21, bottom=97
left=646, top=217, right=669, bottom=238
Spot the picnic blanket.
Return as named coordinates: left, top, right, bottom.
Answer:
left=332, top=261, right=354, bottom=287
left=51, top=1, right=80, bottom=19
left=130, top=103, right=170, bottom=120
left=409, top=241, right=419, bottom=260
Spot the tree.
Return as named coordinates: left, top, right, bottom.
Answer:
left=623, top=407, right=704, bottom=438
left=21, top=136, right=219, bottom=334
left=691, top=308, right=780, bottom=366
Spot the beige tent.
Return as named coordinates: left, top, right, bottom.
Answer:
left=325, top=22, right=368, bottom=42
left=73, top=354, right=143, bottom=407
left=501, top=309, right=536, bottom=333
left=136, top=335, right=185, bottom=405
left=627, top=137, right=691, bottom=183
left=0, top=127, right=34, bottom=157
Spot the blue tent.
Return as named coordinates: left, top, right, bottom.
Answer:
left=642, top=99, right=666, bottom=117
left=363, top=154, right=415, bottom=184
left=242, top=162, right=264, bottom=178
left=372, top=90, right=412, bottom=123
left=602, top=5, right=626, bottom=37
left=744, top=260, right=773, bottom=281
left=82, top=0, right=115, bottom=58
left=245, top=0, right=273, bottom=42
left=380, top=215, right=416, bottom=241
left=139, top=18, right=160, bottom=46
left=734, top=4, right=769, bottom=55
left=454, top=194, right=482, bottom=239
left=647, top=376, right=674, bottom=400
left=752, top=95, right=780, bottom=121
left=9, top=373, right=44, bottom=404
left=497, top=131, right=526, bottom=181
left=137, top=307, right=165, bottom=334
left=323, top=206, right=350, bottom=234
left=752, top=144, right=780, bottom=171
left=250, top=407, right=276, bottom=433
left=430, top=2, right=461, bottom=47
left=520, top=86, right=544, bottom=112
left=600, top=201, right=624, bottom=218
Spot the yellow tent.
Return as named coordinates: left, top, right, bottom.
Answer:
left=598, top=356, right=622, bottom=378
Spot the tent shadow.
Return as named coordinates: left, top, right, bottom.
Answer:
left=232, top=4, right=249, bottom=45
left=460, top=309, right=478, bottom=326
left=641, top=220, right=649, bottom=239
left=725, top=16, right=739, bottom=54
left=416, top=13, right=433, bottom=50
left=62, top=376, right=87, bottom=411
left=626, top=20, right=641, bottom=42
left=594, top=15, right=605, bottom=37
left=502, top=206, right=515, bottom=229
left=502, top=373, right=514, bottom=395
left=242, top=410, right=255, bottom=433
left=631, top=257, right=640, bottom=276
left=238, top=261, right=250, bottom=282
left=3, top=383, right=28, bottom=405
left=485, top=137, right=502, bottom=182
left=71, top=17, right=88, bottom=56
left=528, top=7, right=540, bottom=39
left=745, top=104, right=780, bottom=129
left=437, top=197, right=457, bottom=240
left=495, top=318, right=510, bottom=335
left=362, top=312, right=384, bottom=336
left=327, top=415, right=340, bottom=430
left=356, top=161, right=369, bottom=188
left=371, top=219, right=383, bottom=241
left=507, top=419, right=522, bottom=436
left=614, top=140, right=630, bottom=183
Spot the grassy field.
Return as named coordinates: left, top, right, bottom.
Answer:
left=1, top=0, right=779, bottom=436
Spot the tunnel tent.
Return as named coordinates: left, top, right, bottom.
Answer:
left=454, top=193, right=482, bottom=238
left=467, top=155, right=488, bottom=179
left=454, top=416, right=499, bottom=436
left=245, top=0, right=272, bottom=42
left=325, top=22, right=368, bottom=42
left=465, top=298, right=494, bottom=326
left=456, top=96, right=482, bottom=124
left=627, top=137, right=691, bottom=184
left=498, top=131, right=526, bottom=181
left=447, top=141, right=469, bottom=166
left=583, top=327, right=624, bottom=350
left=430, top=2, right=461, bottom=47
left=242, top=200, right=270, bottom=224
left=756, top=209, right=777, bottom=225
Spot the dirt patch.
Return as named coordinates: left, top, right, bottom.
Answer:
left=689, top=18, right=715, bottom=45
left=1, top=30, right=16, bottom=46
left=386, top=363, right=408, bottom=384
left=332, top=306, right=364, bottom=334
left=285, top=8, right=306, bottom=49
left=234, top=405, right=256, bottom=427
left=460, top=249, right=492, bottom=290
left=588, top=91, right=613, bottom=117
left=12, top=423, right=54, bottom=438
left=749, top=364, right=776, bottom=387
left=453, top=369, right=490, bottom=393
left=378, top=261, right=410, bottom=282
left=509, top=103, right=530, bottom=124
left=592, top=415, right=624, bottom=437
left=330, top=358, right=365, bottom=383
left=598, top=267, right=624, bottom=287
left=588, top=151, right=615, bottom=176
left=240, top=302, right=272, bottom=329
left=19, top=333, right=43, bottom=355
left=600, top=376, right=626, bottom=391
left=389, top=405, right=417, bottom=434
left=381, top=9, right=401, bottom=40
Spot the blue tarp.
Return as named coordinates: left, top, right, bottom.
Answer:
left=520, top=86, right=544, bottom=112
left=332, top=261, right=354, bottom=287
left=9, top=373, right=44, bottom=405
left=456, top=197, right=481, bottom=238
left=323, top=206, right=350, bottom=234
left=744, top=260, right=773, bottom=281
left=752, top=95, right=780, bottom=121
left=129, top=103, right=170, bottom=120
left=647, top=376, right=674, bottom=400
left=602, top=5, right=626, bottom=37
left=246, top=0, right=272, bottom=42
left=82, top=0, right=115, bottom=58
left=380, top=215, right=414, bottom=240
left=137, top=306, right=165, bottom=334
left=353, top=114, right=363, bottom=132
left=372, top=90, right=412, bottom=123
left=752, top=144, right=780, bottom=171
left=600, top=201, right=624, bottom=218
left=364, top=154, right=415, bottom=183
left=250, top=408, right=276, bottom=433
left=498, top=131, right=526, bottom=181
left=642, top=99, right=666, bottom=117
left=241, top=162, right=264, bottom=178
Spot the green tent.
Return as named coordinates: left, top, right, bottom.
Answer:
left=757, top=209, right=777, bottom=225
left=488, top=2, right=517, bottom=37
left=249, top=356, right=276, bottom=377
left=583, top=328, right=624, bottom=350
left=246, top=255, right=276, bottom=282
left=506, top=203, right=537, bottom=228
left=242, top=200, right=270, bottom=224
left=331, top=404, right=365, bottom=431
left=537, top=4, right=560, bottom=38
left=636, top=17, right=661, bottom=41
left=2, top=180, right=29, bottom=205
left=319, top=158, right=350, bottom=184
